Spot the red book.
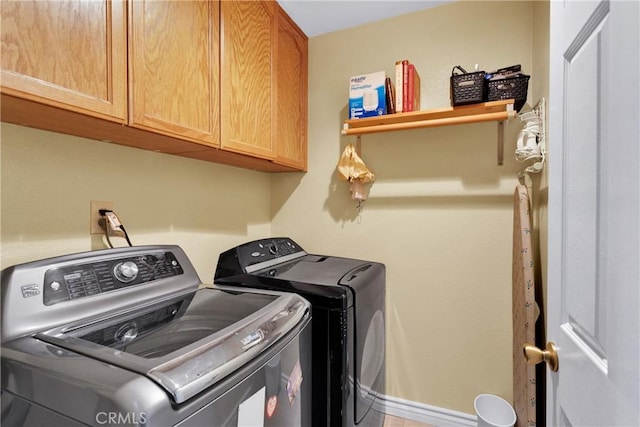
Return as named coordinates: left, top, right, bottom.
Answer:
left=408, top=64, right=421, bottom=112
left=407, top=64, right=415, bottom=112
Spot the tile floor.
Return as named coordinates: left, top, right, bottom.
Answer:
left=383, top=414, right=434, bottom=427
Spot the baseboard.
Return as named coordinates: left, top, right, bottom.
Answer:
left=374, top=393, right=477, bottom=427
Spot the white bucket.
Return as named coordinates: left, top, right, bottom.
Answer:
left=474, top=394, right=516, bottom=427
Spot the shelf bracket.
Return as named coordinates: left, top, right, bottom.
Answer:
left=497, top=120, right=505, bottom=166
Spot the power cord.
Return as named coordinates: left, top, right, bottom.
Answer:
left=98, top=209, right=133, bottom=248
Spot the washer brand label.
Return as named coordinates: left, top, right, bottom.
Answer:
left=21, top=284, right=40, bottom=298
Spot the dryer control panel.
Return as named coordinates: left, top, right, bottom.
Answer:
left=215, top=238, right=307, bottom=278
left=241, top=238, right=301, bottom=262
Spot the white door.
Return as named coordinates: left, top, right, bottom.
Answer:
left=548, top=0, right=639, bottom=425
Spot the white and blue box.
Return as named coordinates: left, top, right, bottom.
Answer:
left=349, top=71, right=386, bottom=119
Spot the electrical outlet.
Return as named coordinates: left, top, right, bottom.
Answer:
left=90, top=201, right=114, bottom=234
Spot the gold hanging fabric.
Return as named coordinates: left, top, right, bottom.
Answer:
left=336, top=143, right=375, bottom=207
left=336, top=144, right=375, bottom=184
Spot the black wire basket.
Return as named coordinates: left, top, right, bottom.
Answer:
left=486, top=74, right=530, bottom=112
left=450, top=66, right=486, bottom=106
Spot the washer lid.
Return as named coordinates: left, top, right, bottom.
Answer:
left=36, top=287, right=310, bottom=404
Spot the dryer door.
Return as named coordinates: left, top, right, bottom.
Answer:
left=340, top=263, right=386, bottom=424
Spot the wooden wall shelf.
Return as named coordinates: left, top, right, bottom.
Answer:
left=342, top=99, right=516, bottom=165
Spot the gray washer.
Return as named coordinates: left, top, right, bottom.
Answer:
left=2, top=245, right=312, bottom=427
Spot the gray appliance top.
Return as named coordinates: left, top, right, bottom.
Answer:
left=256, top=254, right=373, bottom=286
left=216, top=236, right=379, bottom=286
left=1, top=245, right=199, bottom=342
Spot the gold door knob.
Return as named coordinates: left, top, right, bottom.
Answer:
left=523, top=342, right=559, bottom=372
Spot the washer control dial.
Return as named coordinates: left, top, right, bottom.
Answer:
left=114, top=261, right=139, bottom=283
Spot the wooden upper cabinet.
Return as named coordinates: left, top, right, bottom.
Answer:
left=129, top=0, right=220, bottom=146
left=220, top=1, right=276, bottom=159
left=274, top=6, right=308, bottom=170
left=0, top=0, right=127, bottom=122
left=1, top=0, right=307, bottom=172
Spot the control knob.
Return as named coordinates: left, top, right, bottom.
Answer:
left=114, top=261, right=139, bottom=283
left=269, top=244, right=279, bottom=255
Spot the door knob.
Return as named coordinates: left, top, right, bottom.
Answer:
left=523, top=342, right=559, bottom=372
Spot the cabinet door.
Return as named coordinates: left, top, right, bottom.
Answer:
left=129, top=0, right=220, bottom=146
left=274, top=6, right=308, bottom=170
left=0, top=0, right=127, bottom=122
left=220, top=1, right=276, bottom=159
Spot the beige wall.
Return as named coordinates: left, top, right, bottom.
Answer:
left=272, top=1, right=543, bottom=414
left=0, top=123, right=273, bottom=280
left=0, top=0, right=549, bottom=418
